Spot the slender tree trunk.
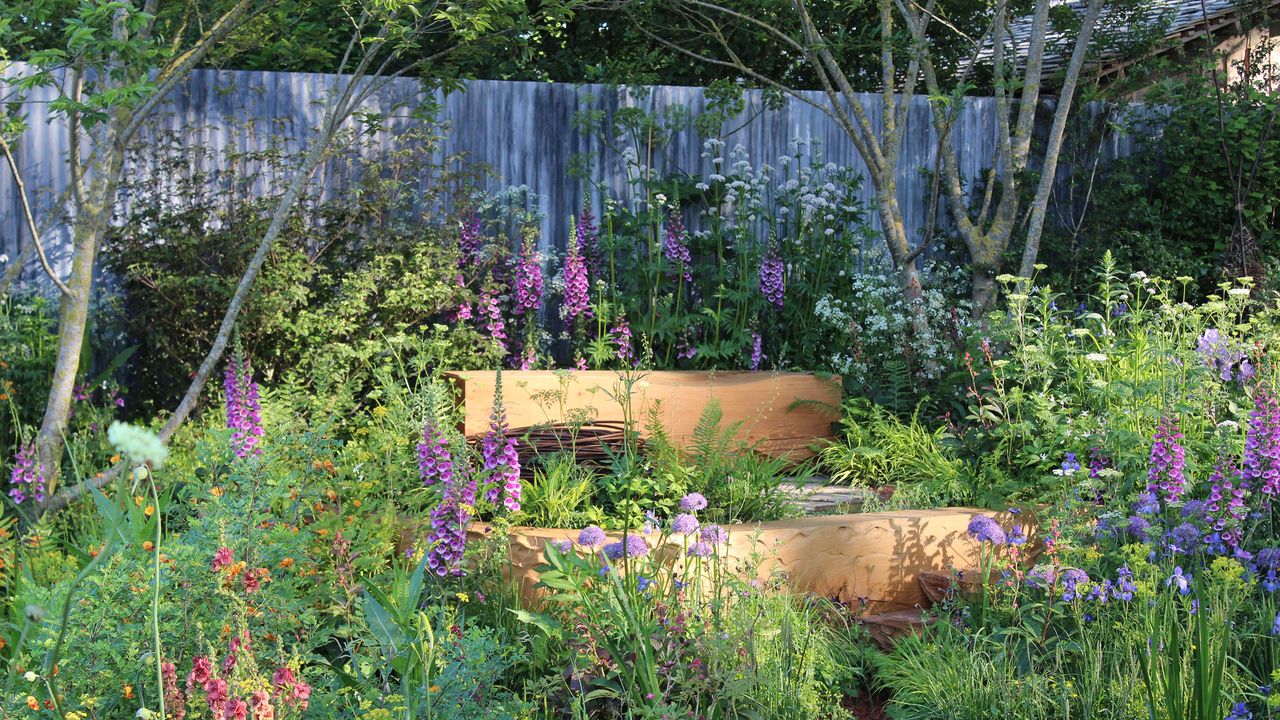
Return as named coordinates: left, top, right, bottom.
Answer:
left=873, top=175, right=931, bottom=339
left=35, top=146, right=123, bottom=492
left=1017, top=0, right=1104, bottom=281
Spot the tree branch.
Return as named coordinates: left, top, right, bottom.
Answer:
left=0, top=136, right=73, bottom=296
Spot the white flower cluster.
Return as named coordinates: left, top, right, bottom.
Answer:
left=814, top=263, right=971, bottom=384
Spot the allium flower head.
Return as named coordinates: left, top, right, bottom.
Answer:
left=687, top=541, right=713, bottom=558
left=699, top=524, right=728, bottom=544
left=603, top=534, right=649, bottom=560
left=577, top=526, right=607, bottom=548
left=966, top=515, right=1007, bottom=544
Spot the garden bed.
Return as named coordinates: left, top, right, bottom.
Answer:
left=445, top=370, right=842, bottom=459
left=402, top=507, right=1028, bottom=613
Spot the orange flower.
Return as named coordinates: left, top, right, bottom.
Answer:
left=143, top=541, right=155, bottom=552
left=109, top=454, right=121, bottom=464
left=352, top=499, right=362, bottom=508
left=144, top=505, right=155, bottom=517
left=26, top=695, right=38, bottom=710
left=123, top=684, right=134, bottom=699
left=278, top=557, right=294, bottom=569
left=134, top=495, right=144, bottom=507
left=325, top=489, right=338, bottom=502
left=312, top=501, right=325, bottom=512
left=88, top=545, right=99, bottom=558
left=211, top=486, right=224, bottom=497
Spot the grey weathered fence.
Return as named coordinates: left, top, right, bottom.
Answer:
left=0, top=64, right=1142, bottom=285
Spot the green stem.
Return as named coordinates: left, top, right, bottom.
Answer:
left=150, top=475, right=165, bottom=720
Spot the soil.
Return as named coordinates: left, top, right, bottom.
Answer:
left=843, top=690, right=891, bottom=720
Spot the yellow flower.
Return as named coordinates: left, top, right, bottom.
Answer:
left=429, top=685, right=441, bottom=693
left=455, top=592, right=469, bottom=603
left=144, top=505, right=154, bottom=518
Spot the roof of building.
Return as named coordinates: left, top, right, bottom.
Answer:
left=980, top=0, right=1278, bottom=77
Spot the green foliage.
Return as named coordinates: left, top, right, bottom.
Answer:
left=820, top=399, right=967, bottom=506
left=530, top=527, right=861, bottom=718
left=102, top=124, right=493, bottom=418
left=1038, top=62, right=1280, bottom=295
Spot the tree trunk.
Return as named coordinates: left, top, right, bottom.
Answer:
left=34, top=147, right=124, bottom=495
left=1017, top=0, right=1104, bottom=281
left=873, top=177, right=931, bottom=338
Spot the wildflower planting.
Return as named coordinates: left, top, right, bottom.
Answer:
left=3, top=1, right=1280, bottom=717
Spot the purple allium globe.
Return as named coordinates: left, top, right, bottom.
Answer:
left=680, top=493, right=708, bottom=512
left=603, top=534, right=649, bottom=560
left=550, top=539, right=572, bottom=554
left=966, top=515, right=1007, bottom=545
left=671, top=513, right=700, bottom=536
left=577, top=525, right=607, bottom=548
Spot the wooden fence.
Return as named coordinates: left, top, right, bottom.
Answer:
left=0, top=64, right=1142, bottom=285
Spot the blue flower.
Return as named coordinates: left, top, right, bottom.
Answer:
left=1166, top=523, right=1201, bottom=555
left=637, top=576, right=654, bottom=592
left=1062, top=568, right=1090, bottom=602
left=966, top=515, right=1007, bottom=545
left=1272, top=611, right=1280, bottom=637
left=1166, top=566, right=1192, bottom=596
left=1225, top=701, right=1252, bottom=720
left=577, top=525, right=607, bottom=548
left=1115, top=565, right=1136, bottom=602
left=1133, top=492, right=1160, bottom=515
left=1061, top=452, right=1082, bottom=475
